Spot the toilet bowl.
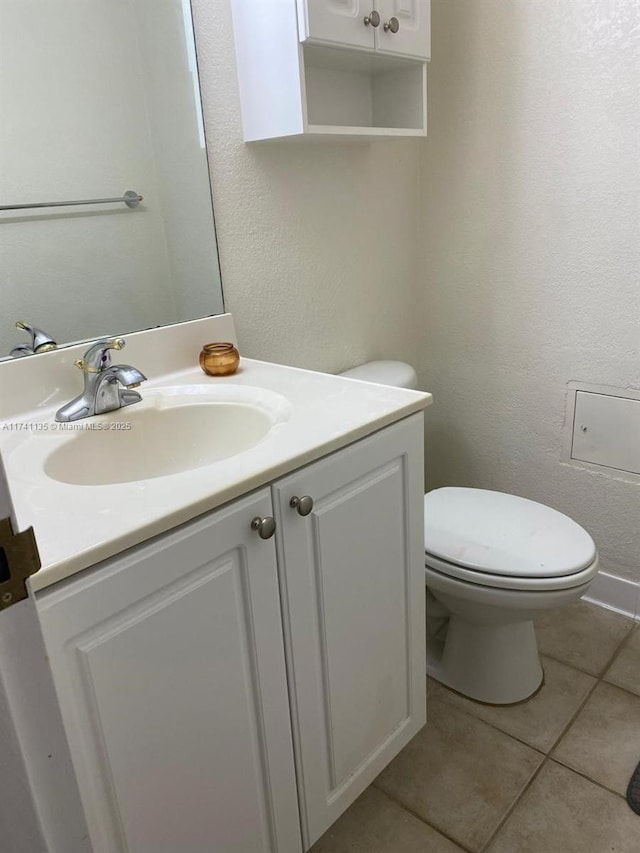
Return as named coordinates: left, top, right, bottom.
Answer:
left=340, top=361, right=599, bottom=704
left=423, top=487, right=598, bottom=703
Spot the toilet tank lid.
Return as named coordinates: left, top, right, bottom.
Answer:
left=424, top=488, right=597, bottom=578
left=339, top=361, right=417, bottom=389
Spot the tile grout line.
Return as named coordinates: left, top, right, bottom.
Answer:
left=476, top=615, right=639, bottom=852
left=480, top=620, right=638, bottom=851
left=477, top=755, right=550, bottom=853
left=537, top=608, right=636, bottom=679
left=544, top=620, right=640, bottom=755
left=599, top=679, right=640, bottom=702
left=367, top=608, right=637, bottom=853
left=477, top=752, right=636, bottom=853
left=429, top=659, right=595, bottom=759
left=538, top=645, right=628, bottom=681
left=427, top=683, right=548, bottom=758
left=378, top=667, right=593, bottom=853
left=545, top=673, right=600, bottom=755
left=370, top=783, right=476, bottom=853
left=435, top=704, right=547, bottom=757
left=598, top=621, right=638, bottom=673
left=598, top=626, right=640, bottom=697
left=546, top=632, right=640, bottom=803
left=547, top=756, right=631, bottom=802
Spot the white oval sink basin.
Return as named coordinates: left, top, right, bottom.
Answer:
left=44, top=385, right=291, bottom=486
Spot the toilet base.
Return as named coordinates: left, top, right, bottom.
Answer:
left=427, top=616, right=544, bottom=704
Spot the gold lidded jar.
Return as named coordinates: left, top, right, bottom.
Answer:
left=199, top=342, right=240, bottom=376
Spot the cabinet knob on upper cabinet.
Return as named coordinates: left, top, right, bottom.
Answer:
left=250, top=516, right=276, bottom=539
left=363, top=10, right=380, bottom=27
left=289, top=496, right=314, bottom=517
left=383, top=16, right=400, bottom=33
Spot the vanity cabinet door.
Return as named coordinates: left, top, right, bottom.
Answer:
left=36, top=490, right=301, bottom=853
left=298, top=0, right=375, bottom=51
left=374, top=0, right=431, bottom=60
left=273, top=414, right=426, bottom=848
left=298, top=1, right=430, bottom=59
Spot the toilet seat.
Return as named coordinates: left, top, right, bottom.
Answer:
left=424, top=487, right=598, bottom=590
left=425, top=550, right=600, bottom=592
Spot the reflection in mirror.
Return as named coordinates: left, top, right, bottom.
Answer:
left=0, top=0, right=224, bottom=361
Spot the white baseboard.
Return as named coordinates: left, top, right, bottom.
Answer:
left=582, top=570, right=640, bottom=621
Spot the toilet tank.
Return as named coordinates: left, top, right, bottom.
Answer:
left=339, top=361, right=418, bottom=390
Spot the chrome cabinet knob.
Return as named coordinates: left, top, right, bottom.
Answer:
left=364, top=10, right=380, bottom=27
left=251, top=516, right=276, bottom=539
left=289, top=495, right=314, bottom=517
left=383, top=16, right=400, bottom=33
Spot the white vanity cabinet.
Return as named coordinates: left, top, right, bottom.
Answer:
left=298, top=1, right=431, bottom=61
left=274, top=413, right=425, bottom=847
left=35, top=414, right=425, bottom=853
left=36, top=489, right=302, bottom=853
left=229, top=0, right=430, bottom=141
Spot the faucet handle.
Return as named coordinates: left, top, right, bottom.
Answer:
left=15, top=321, right=57, bottom=354
left=76, top=338, right=126, bottom=372
left=74, top=358, right=99, bottom=374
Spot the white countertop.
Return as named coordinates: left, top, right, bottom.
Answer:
left=1, top=357, right=431, bottom=591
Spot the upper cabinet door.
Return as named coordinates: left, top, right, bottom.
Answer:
left=375, top=0, right=431, bottom=59
left=273, top=414, right=426, bottom=848
left=36, top=490, right=301, bottom=853
left=298, top=0, right=375, bottom=50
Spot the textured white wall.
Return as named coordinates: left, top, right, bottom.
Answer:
left=192, top=0, right=424, bottom=374
left=419, top=0, right=640, bottom=582
left=193, top=0, right=638, bottom=585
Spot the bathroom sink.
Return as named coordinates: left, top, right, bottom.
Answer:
left=43, top=385, right=291, bottom=486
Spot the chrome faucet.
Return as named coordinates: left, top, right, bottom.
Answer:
left=55, top=338, right=146, bottom=422
left=10, top=321, right=57, bottom=358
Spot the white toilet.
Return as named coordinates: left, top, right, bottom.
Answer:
left=340, top=361, right=599, bottom=705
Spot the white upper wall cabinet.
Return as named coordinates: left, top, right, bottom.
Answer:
left=231, top=0, right=430, bottom=141
left=376, top=0, right=431, bottom=59
left=298, top=1, right=431, bottom=61
left=298, top=0, right=375, bottom=51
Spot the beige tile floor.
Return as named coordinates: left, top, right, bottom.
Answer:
left=310, top=602, right=640, bottom=853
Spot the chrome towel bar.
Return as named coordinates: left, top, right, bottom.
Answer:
left=0, top=190, right=143, bottom=212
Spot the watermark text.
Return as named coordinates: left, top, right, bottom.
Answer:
left=1, top=421, right=132, bottom=432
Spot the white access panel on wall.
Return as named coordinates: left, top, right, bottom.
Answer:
left=571, top=391, right=640, bottom=475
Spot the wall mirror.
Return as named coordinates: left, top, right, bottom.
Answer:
left=0, top=0, right=223, bottom=361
